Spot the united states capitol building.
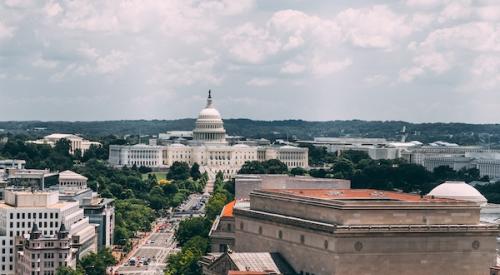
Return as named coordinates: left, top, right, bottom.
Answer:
left=109, top=91, right=308, bottom=178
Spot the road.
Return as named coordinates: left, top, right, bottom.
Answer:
left=113, top=194, right=206, bottom=275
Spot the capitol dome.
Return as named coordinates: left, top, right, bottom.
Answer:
left=428, top=181, right=487, bottom=206
left=192, top=90, right=227, bottom=144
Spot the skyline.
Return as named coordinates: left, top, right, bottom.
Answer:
left=1, top=0, right=500, bottom=123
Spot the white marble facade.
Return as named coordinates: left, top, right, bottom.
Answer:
left=109, top=91, right=308, bottom=178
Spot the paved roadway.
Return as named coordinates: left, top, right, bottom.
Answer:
left=113, top=194, right=206, bottom=275
left=114, top=220, right=176, bottom=275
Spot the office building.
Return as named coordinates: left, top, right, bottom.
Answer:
left=232, top=188, right=498, bottom=275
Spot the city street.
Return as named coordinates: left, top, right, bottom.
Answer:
left=113, top=194, right=206, bottom=275
left=113, top=220, right=176, bottom=275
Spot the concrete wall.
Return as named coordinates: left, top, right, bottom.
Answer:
left=250, top=194, right=480, bottom=225
left=235, top=175, right=350, bottom=200
left=235, top=213, right=497, bottom=275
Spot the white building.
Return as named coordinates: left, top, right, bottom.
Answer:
left=0, top=189, right=97, bottom=274
left=109, top=91, right=309, bottom=179
left=29, top=134, right=101, bottom=155
left=58, top=170, right=88, bottom=191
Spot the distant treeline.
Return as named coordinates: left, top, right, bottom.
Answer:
left=1, top=119, right=500, bottom=146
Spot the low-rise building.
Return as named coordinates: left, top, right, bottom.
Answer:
left=15, top=224, right=77, bottom=275
left=28, top=134, right=101, bottom=155
left=233, top=188, right=498, bottom=275
left=201, top=251, right=296, bottom=275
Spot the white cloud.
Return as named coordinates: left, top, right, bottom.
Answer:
left=198, top=0, right=254, bottom=16
left=0, top=22, right=15, bottom=40
left=336, top=5, right=412, bottom=49
left=223, top=23, right=281, bottom=64
left=246, top=77, right=275, bottom=87
left=364, top=74, right=388, bottom=85
left=44, top=1, right=63, bottom=17
left=470, top=55, right=500, bottom=89
left=399, top=67, right=424, bottom=82
left=420, top=22, right=500, bottom=52
left=32, top=55, right=59, bottom=69
left=438, top=1, right=471, bottom=23
left=311, top=57, right=351, bottom=77
left=148, top=58, right=221, bottom=87
left=280, top=61, right=306, bottom=74
left=477, top=5, right=500, bottom=21
left=405, top=0, right=442, bottom=9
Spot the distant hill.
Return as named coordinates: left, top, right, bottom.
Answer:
left=0, top=119, right=499, bottom=146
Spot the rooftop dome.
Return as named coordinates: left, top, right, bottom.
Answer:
left=428, top=181, right=487, bottom=206
left=192, top=90, right=227, bottom=144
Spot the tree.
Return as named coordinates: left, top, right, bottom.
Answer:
left=331, top=158, right=355, bottom=179
left=190, top=163, right=201, bottom=180
left=138, top=165, right=152, bottom=174
left=166, top=236, right=209, bottom=275
left=79, top=248, right=116, bottom=275
left=205, top=192, right=228, bottom=221
left=175, top=217, right=211, bottom=245
left=56, top=267, right=84, bottom=275
left=290, top=167, right=307, bottom=176
left=263, top=159, right=288, bottom=174
left=239, top=161, right=266, bottom=174
left=167, top=161, right=190, bottom=180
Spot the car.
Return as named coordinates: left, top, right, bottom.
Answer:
left=150, top=240, right=155, bottom=244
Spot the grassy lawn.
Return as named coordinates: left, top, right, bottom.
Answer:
left=142, top=172, right=166, bottom=180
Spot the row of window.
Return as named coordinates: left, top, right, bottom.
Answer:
left=9, top=212, right=59, bottom=220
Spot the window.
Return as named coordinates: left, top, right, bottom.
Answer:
left=240, top=222, right=244, bottom=230
left=278, top=230, right=283, bottom=239
left=300, top=235, right=305, bottom=244
left=227, top=223, right=232, bottom=232
left=258, top=226, right=263, bottom=235
left=324, top=240, right=329, bottom=249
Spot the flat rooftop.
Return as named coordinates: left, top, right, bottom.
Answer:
left=262, top=189, right=458, bottom=203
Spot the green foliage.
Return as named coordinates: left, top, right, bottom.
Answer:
left=190, top=163, right=201, bottom=180
left=114, top=199, right=155, bottom=243
left=290, top=167, right=307, bottom=176
left=79, top=248, right=116, bottom=275
left=205, top=192, right=228, bottom=221
left=167, top=161, right=190, bottom=180
left=175, top=217, right=211, bottom=245
left=0, top=136, right=74, bottom=171
left=56, top=266, right=84, bottom=275
left=166, top=236, right=209, bottom=275
left=238, top=159, right=288, bottom=174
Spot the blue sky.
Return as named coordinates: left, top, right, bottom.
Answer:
left=1, top=0, right=499, bottom=123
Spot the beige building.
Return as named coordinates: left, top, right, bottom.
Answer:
left=15, top=224, right=77, bottom=275
left=29, top=134, right=101, bottom=155
left=233, top=188, right=499, bottom=275
left=0, top=189, right=97, bottom=274
left=109, top=92, right=308, bottom=180
left=210, top=175, right=351, bottom=253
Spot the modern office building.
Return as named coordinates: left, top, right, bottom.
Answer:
left=109, top=92, right=308, bottom=179
left=0, top=189, right=97, bottom=274
left=56, top=171, right=115, bottom=250
left=15, top=223, right=77, bottom=275
left=232, top=188, right=498, bottom=275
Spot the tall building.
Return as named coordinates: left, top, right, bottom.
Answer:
left=15, top=224, right=77, bottom=275
left=109, top=92, right=309, bottom=179
left=233, top=188, right=498, bottom=275
left=56, top=171, right=115, bottom=250
left=0, top=189, right=97, bottom=275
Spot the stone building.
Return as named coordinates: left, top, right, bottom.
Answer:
left=200, top=251, right=296, bottom=275
left=233, top=188, right=499, bottom=275
left=28, top=134, right=101, bottom=155
left=0, top=189, right=97, bottom=274
left=109, top=91, right=309, bottom=180
left=15, top=224, right=77, bottom=275
left=210, top=175, right=351, bottom=253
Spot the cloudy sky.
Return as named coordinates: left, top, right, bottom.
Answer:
left=0, top=0, right=499, bottom=123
